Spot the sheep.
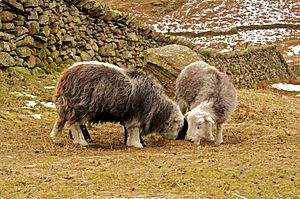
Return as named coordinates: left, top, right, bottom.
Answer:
left=50, top=61, right=184, bottom=148
left=176, top=61, right=237, bottom=145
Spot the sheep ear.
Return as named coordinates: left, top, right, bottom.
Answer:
left=206, top=115, right=215, bottom=124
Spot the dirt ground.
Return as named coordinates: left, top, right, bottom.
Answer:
left=0, top=69, right=299, bottom=198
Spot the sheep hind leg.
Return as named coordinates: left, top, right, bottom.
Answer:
left=50, top=115, right=66, bottom=144
left=70, top=122, right=89, bottom=146
left=126, top=126, right=143, bottom=148
left=215, top=123, right=224, bottom=145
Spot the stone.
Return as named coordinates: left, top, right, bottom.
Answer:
left=50, top=22, right=60, bottom=34
left=143, top=44, right=203, bottom=96
left=27, top=10, right=39, bottom=20
left=49, top=1, right=57, bottom=9
left=80, top=51, right=91, bottom=61
left=3, top=0, right=25, bottom=12
left=123, top=51, right=133, bottom=59
left=127, top=32, right=139, bottom=42
left=37, top=48, right=47, bottom=60
left=31, top=67, right=46, bottom=75
left=16, top=46, right=32, bottom=57
left=39, top=14, right=50, bottom=25
left=0, top=32, right=13, bottom=41
left=0, top=11, right=16, bottom=22
left=24, top=0, right=39, bottom=7
left=15, top=35, right=34, bottom=47
left=25, top=55, right=36, bottom=68
left=7, top=66, right=32, bottom=76
left=51, top=50, right=59, bottom=59
left=26, top=21, right=40, bottom=35
left=15, top=26, right=28, bottom=37
left=0, top=42, right=12, bottom=52
left=0, top=52, right=16, bottom=67
left=2, top=23, right=15, bottom=30
left=40, top=26, right=51, bottom=37
left=99, top=43, right=117, bottom=57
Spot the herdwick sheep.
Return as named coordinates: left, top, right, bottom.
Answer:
left=50, top=61, right=184, bottom=148
left=176, top=61, right=237, bottom=145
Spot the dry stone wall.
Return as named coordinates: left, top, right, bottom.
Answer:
left=0, top=0, right=293, bottom=88
left=196, top=45, right=292, bottom=87
left=0, top=0, right=190, bottom=73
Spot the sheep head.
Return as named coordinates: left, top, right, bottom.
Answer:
left=185, top=107, right=215, bottom=144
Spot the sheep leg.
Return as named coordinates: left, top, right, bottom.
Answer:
left=215, top=123, right=224, bottom=145
left=70, top=122, right=89, bottom=146
left=124, top=127, right=145, bottom=146
left=50, top=115, right=66, bottom=144
left=126, top=126, right=143, bottom=148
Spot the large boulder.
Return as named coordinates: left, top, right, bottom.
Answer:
left=143, top=44, right=203, bottom=97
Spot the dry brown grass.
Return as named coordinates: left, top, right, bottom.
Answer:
left=0, top=69, right=299, bottom=198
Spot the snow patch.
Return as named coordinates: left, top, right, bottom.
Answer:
left=41, top=102, right=56, bottom=109
left=270, top=83, right=300, bottom=92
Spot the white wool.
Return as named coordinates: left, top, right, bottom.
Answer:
left=70, top=61, right=123, bottom=71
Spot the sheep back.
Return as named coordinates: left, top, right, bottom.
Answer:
left=176, top=61, right=237, bottom=124
left=55, top=62, right=180, bottom=135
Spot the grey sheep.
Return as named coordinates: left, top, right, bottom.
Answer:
left=176, top=61, right=237, bottom=145
left=50, top=61, right=184, bottom=148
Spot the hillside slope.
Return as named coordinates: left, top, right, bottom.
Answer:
left=103, top=0, right=300, bottom=65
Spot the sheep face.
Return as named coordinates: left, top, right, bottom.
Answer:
left=185, top=108, right=215, bottom=144
left=161, top=106, right=184, bottom=140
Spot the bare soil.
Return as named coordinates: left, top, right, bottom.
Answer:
left=0, top=68, right=299, bottom=198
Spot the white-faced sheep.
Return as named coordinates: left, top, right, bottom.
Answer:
left=176, top=61, right=237, bottom=145
left=50, top=61, right=184, bottom=148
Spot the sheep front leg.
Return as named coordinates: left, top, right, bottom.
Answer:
left=50, top=115, right=66, bottom=144
left=70, top=122, right=89, bottom=146
left=215, top=123, right=224, bottom=145
left=126, top=126, right=143, bottom=148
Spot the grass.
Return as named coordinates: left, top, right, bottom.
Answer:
left=0, top=69, right=299, bottom=198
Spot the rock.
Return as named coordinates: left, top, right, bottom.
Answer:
left=15, top=26, right=29, bottom=37
left=39, top=14, right=50, bottom=25
left=127, top=32, right=138, bottom=41
left=143, top=44, right=203, bottom=96
left=37, top=48, right=47, bottom=60
left=16, top=46, right=32, bottom=57
left=25, top=55, right=36, bottom=68
left=15, top=35, right=34, bottom=47
left=0, top=11, right=16, bottom=22
left=31, top=67, right=46, bottom=75
left=0, top=32, right=13, bottom=41
left=7, top=66, right=31, bottom=76
left=27, top=10, right=39, bottom=20
left=40, top=26, right=51, bottom=37
left=123, top=51, right=133, bottom=59
left=51, top=50, right=59, bottom=59
left=26, top=21, right=40, bottom=35
left=0, top=42, right=11, bottom=52
left=2, top=23, right=15, bottom=30
left=0, top=52, right=16, bottom=67
left=24, top=0, right=39, bottom=7
left=99, top=43, right=117, bottom=57
left=3, top=0, right=25, bottom=12
left=80, top=51, right=91, bottom=61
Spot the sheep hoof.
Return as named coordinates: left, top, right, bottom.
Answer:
left=126, top=142, right=144, bottom=148
left=206, top=135, right=215, bottom=142
left=50, top=136, right=62, bottom=145
left=215, top=140, right=224, bottom=145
